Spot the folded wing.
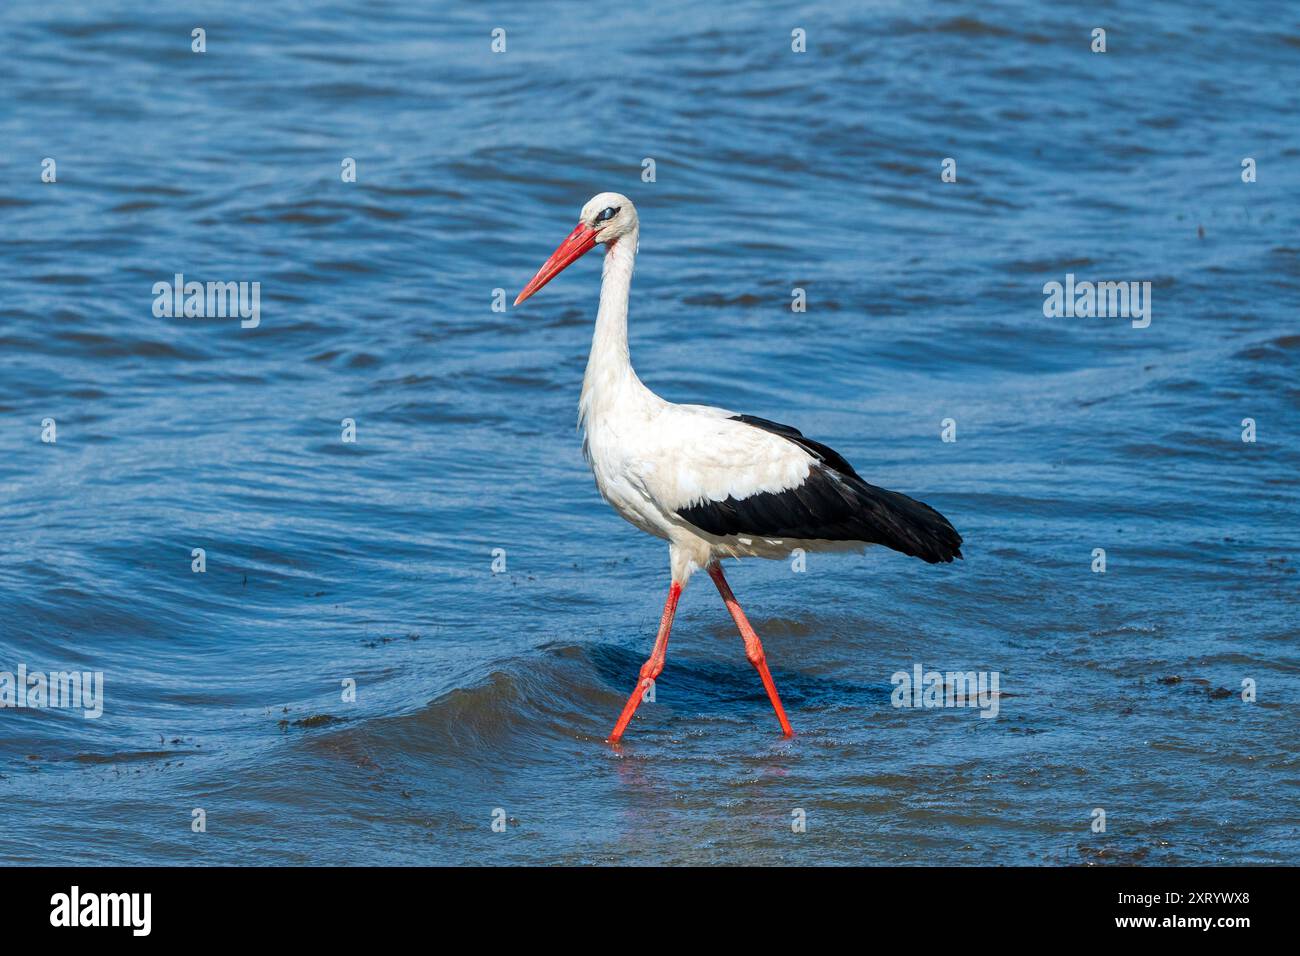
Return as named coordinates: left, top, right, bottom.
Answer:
left=673, top=414, right=963, bottom=564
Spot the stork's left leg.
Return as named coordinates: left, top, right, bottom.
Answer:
left=608, top=579, right=682, bottom=743
left=707, top=562, right=794, bottom=736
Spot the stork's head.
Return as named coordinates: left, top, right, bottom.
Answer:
left=514, top=192, right=638, bottom=306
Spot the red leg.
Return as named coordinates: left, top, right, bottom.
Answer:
left=608, top=580, right=682, bottom=742
left=708, top=562, right=794, bottom=736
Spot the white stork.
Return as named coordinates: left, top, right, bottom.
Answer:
left=515, top=192, right=963, bottom=742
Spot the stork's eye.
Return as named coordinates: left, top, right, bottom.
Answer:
left=596, top=206, right=619, bottom=223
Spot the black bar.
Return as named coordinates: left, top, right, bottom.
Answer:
left=1, top=865, right=1283, bottom=939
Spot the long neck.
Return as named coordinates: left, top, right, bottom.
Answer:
left=579, top=229, right=641, bottom=426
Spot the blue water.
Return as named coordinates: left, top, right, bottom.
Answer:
left=1, top=0, right=1297, bottom=865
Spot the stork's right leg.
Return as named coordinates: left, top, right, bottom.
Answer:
left=608, top=580, right=682, bottom=742
left=707, top=561, right=794, bottom=736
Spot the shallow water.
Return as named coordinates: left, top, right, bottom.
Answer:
left=1, top=0, right=1298, bottom=865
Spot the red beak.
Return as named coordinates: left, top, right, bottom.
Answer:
left=514, top=222, right=599, bottom=306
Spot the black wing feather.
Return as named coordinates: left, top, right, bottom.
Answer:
left=675, top=415, right=963, bottom=564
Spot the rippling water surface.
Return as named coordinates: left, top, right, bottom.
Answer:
left=2, top=1, right=1298, bottom=865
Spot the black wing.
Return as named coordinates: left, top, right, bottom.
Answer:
left=675, top=415, right=963, bottom=564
